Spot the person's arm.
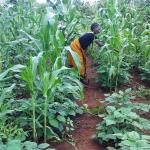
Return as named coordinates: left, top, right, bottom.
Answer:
left=95, top=39, right=103, bottom=47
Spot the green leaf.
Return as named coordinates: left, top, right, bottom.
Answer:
left=104, top=117, right=116, bottom=126
left=107, top=146, right=117, bottom=150
left=46, top=126, right=61, bottom=141
left=10, top=64, right=26, bottom=72
left=0, top=110, right=14, bottom=118
left=121, top=140, right=136, bottom=147
left=69, top=110, right=76, bottom=116
left=0, top=144, right=6, bottom=150
left=49, top=119, right=59, bottom=128
left=63, top=0, right=68, bottom=5
left=38, top=143, right=49, bottom=149
left=23, top=141, right=38, bottom=150
left=109, top=65, right=116, bottom=79
left=57, top=115, right=66, bottom=123
left=4, top=84, right=15, bottom=93
left=7, top=140, right=21, bottom=150
left=0, top=84, right=15, bottom=106
left=32, top=52, right=43, bottom=79
left=19, top=30, right=41, bottom=51
left=0, top=70, right=9, bottom=81
left=65, top=46, right=81, bottom=73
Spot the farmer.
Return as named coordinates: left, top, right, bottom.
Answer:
left=68, top=23, right=103, bottom=84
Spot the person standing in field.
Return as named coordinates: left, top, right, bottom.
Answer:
left=68, top=23, right=103, bottom=84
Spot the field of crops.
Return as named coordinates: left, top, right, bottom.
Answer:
left=0, top=0, right=150, bottom=150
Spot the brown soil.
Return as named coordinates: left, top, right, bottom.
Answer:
left=54, top=56, right=106, bottom=150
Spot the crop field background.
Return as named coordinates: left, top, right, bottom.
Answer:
left=0, top=0, right=149, bottom=150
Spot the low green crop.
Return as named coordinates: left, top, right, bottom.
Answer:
left=95, top=89, right=150, bottom=149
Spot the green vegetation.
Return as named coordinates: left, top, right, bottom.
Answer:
left=136, top=86, right=150, bottom=100
left=0, top=0, right=84, bottom=147
left=89, top=0, right=150, bottom=89
left=95, top=88, right=150, bottom=149
left=0, top=0, right=149, bottom=149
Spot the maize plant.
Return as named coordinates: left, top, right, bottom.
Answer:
left=0, top=0, right=84, bottom=144
left=90, top=0, right=150, bottom=89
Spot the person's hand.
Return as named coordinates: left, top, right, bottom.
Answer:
left=95, top=39, right=104, bottom=47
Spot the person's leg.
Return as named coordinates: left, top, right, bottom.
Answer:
left=80, top=76, right=89, bottom=85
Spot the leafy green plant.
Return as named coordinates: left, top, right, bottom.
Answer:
left=0, top=0, right=46, bottom=67
left=21, top=53, right=43, bottom=141
left=48, top=100, right=83, bottom=134
left=118, top=131, right=150, bottom=150
left=107, top=131, right=150, bottom=150
left=95, top=89, right=150, bottom=149
left=96, top=49, right=131, bottom=89
left=1, top=0, right=149, bottom=148
left=139, top=61, right=150, bottom=81
left=48, top=0, right=83, bottom=45
left=0, top=138, right=55, bottom=150
left=20, top=50, right=83, bottom=141
left=137, top=22, right=150, bottom=77
left=16, top=1, right=84, bottom=142
left=0, top=65, right=27, bottom=143
left=94, top=3, right=132, bottom=89
left=0, top=122, right=26, bottom=142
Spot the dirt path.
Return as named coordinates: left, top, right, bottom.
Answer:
left=55, top=57, right=106, bottom=150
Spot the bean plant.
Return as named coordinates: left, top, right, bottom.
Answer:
left=95, top=88, right=150, bottom=149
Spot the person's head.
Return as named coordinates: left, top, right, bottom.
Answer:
left=91, top=23, right=101, bottom=34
